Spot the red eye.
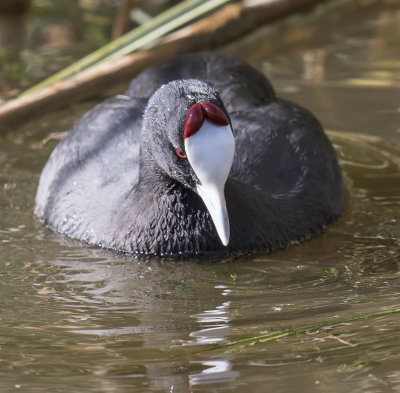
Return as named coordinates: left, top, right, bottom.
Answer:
left=175, top=148, right=187, bottom=159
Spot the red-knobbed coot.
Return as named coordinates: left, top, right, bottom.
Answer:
left=35, top=52, right=345, bottom=258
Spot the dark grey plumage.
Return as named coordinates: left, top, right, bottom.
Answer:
left=35, top=52, right=345, bottom=257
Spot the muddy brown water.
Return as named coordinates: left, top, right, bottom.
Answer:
left=0, top=1, right=399, bottom=392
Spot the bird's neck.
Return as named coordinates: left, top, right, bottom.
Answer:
left=110, top=173, right=224, bottom=256
left=134, top=150, right=162, bottom=192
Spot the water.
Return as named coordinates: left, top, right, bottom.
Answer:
left=0, top=1, right=399, bottom=392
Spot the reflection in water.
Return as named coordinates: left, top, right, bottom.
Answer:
left=28, top=252, right=241, bottom=391
left=190, top=286, right=232, bottom=345
left=189, top=360, right=239, bottom=386
left=32, top=252, right=241, bottom=390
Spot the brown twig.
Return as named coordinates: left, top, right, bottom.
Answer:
left=326, top=335, right=356, bottom=347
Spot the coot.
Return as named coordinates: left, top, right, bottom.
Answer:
left=35, top=52, right=345, bottom=257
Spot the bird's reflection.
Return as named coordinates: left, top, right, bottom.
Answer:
left=190, top=360, right=239, bottom=386
left=189, top=292, right=231, bottom=345
left=34, top=241, right=240, bottom=392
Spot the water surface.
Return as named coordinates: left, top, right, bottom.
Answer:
left=0, top=1, right=399, bottom=392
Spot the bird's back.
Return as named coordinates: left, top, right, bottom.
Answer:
left=35, top=96, right=145, bottom=245
left=128, top=52, right=275, bottom=112
left=226, top=99, right=344, bottom=253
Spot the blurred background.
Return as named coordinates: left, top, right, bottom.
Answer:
left=0, top=0, right=184, bottom=100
